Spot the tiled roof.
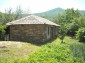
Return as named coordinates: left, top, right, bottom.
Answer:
left=6, top=15, right=60, bottom=26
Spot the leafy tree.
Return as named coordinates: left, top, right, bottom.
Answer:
left=0, top=12, right=4, bottom=23
left=59, top=24, right=67, bottom=43
left=53, top=8, right=84, bottom=36
left=2, top=6, right=25, bottom=24
left=75, top=16, right=85, bottom=27
left=66, top=22, right=79, bottom=36
left=0, top=24, right=6, bottom=33
left=76, top=27, right=85, bottom=42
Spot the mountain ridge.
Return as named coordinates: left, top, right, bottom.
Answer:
left=34, top=8, right=85, bottom=19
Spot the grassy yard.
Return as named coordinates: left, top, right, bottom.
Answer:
left=0, top=37, right=61, bottom=59
left=0, top=37, right=61, bottom=62
left=0, top=36, right=85, bottom=63
left=0, top=41, right=40, bottom=60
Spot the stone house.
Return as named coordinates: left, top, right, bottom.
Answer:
left=6, top=15, right=60, bottom=42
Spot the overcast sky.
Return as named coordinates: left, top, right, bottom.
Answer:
left=0, top=0, right=85, bottom=13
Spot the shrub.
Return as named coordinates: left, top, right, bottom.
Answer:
left=76, top=27, right=85, bottom=42
left=27, top=44, right=79, bottom=63
left=69, top=43, right=85, bottom=62
left=67, top=22, right=79, bottom=36
left=0, top=24, right=6, bottom=33
left=0, top=24, right=6, bottom=40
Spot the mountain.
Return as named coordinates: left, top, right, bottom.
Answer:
left=34, top=8, right=64, bottom=19
left=34, top=8, right=85, bottom=20
left=79, top=10, right=85, bottom=15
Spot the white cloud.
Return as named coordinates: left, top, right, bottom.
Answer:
left=0, top=0, right=84, bottom=13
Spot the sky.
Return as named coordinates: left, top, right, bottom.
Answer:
left=0, top=0, right=85, bottom=13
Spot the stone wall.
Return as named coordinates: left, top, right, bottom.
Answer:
left=9, top=24, right=47, bottom=42
left=9, top=24, right=58, bottom=42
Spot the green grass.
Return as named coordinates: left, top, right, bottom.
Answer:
left=0, top=36, right=85, bottom=63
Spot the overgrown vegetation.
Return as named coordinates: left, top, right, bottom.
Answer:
left=53, top=8, right=85, bottom=42
left=0, top=24, right=6, bottom=33
left=0, top=24, right=6, bottom=40
left=69, top=43, right=85, bottom=61
left=0, top=37, right=85, bottom=63
left=25, top=37, right=85, bottom=63
left=76, top=27, right=85, bottom=42
left=27, top=44, right=75, bottom=63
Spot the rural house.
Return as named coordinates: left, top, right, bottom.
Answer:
left=6, top=15, right=60, bottom=42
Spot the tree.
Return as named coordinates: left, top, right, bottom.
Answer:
left=76, top=27, right=85, bottom=42
left=59, top=24, right=67, bottom=43
left=3, top=8, right=15, bottom=24
left=53, top=8, right=84, bottom=36
left=0, top=12, right=4, bottom=23
left=15, top=6, right=23, bottom=20
left=0, top=23, right=6, bottom=40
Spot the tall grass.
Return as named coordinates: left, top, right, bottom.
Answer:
left=69, top=43, right=85, bottom=61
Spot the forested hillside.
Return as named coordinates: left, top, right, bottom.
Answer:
left=35, top=8, right=64, bottom=19
left=35, top=8, right=85, bottom=19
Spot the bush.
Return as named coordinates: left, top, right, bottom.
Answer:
left=76, top=27, right=85, bottom=42
left=0, top=24, right=6, bottom=33
left=69, top=43, right=85, bottom=62
left=26, top=44, right=80, bottom=63
left=3, top=44, right=76, bottom=63
left=0, top=24, right=6, bottom=40
left=67, top=22, right=79, bottom=36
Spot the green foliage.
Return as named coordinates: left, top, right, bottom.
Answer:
left=0, top=24, right=6, bottom=33
left=0, top=12, right=3, bottom=18
left=53, top=8, right=85, bottom=36
left=0, top=12, right=4, bottom=23
left=27, top=44, right=75, bottom=63
left=59, top=24, right=67, bottom=43
left=0, top=6, right=25, bottom=24
left=35, top=8, right=85, bottom=20
left=66, top=22, right=79, bottom=36
left=3, top=13, right=15, bottom=24
left=75, top=16, right=85, bottom=27
left=69, top=43, right=85, bottom=62
left=64, top=8, right=80, bottom=22
left=0, top=10, right=15, bottom=24
left=26, top=43, right=85, bottom=63
left=76, top=27, right=85, bottom=42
